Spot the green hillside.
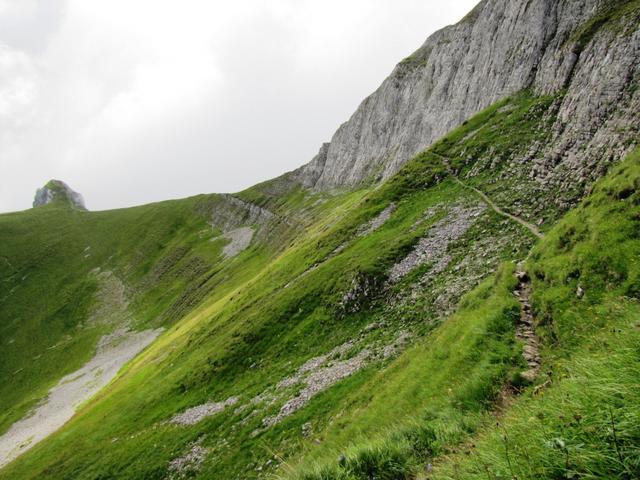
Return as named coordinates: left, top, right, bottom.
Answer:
left=1, top=78, right=638, bottom=479
left=0, top=187, right=333, bottom=442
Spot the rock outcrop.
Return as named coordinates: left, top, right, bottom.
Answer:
left=294, top=0, right=639, bottom=194
left=33, top=180, right=86, bottom=210
left=209, top=194, right=275, bottom=232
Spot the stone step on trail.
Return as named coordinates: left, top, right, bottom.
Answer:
left=514, top=263, right=541, bottom=382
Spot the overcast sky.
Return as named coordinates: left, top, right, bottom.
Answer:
left=0, top=0, right=478, bottom=213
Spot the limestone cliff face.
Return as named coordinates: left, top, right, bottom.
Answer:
left=33, top=180, right=86, bottom=210
left=294, top=0, right=639, bottom=192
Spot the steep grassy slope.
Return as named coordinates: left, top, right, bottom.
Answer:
left=0, top=186, right=335, bottom=444
left=429, top=148, right=640, bottom=479
left=0, top=196, right=223, bottom=436
left=1, top=81, right=637, bottom=480
left=2, top=1, right=638, bottom=475
left=0, top=92, right=567, bottom=479
left=290, top=148, right=640, bottom=480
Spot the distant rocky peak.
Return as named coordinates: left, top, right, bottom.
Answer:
left=33, top=180, right=87, bottom=210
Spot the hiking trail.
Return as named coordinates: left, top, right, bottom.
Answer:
left=513, top=266, right=541, bottom=382
left=434, top=152, right=545, bottom=240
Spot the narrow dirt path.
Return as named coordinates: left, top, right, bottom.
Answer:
left=453, top=178, right=544, bottom=239
left=433, top=152, right=544, bottom=240
left=513, top=266, right=541, bottom=382
left=431, top=152, right=542, bottom=379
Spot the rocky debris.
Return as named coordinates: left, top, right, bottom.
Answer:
left=339, top=272, right=382, bottom=314
left=167, top=439, right=209, bottom=479
left=87, top=270, right=131, bottom=327
left=0, top=263, right=163, bottom=468
left=231, top=333, right=413, bottom=433
left=33, top=180, right=86, bottom=210
left=362, top=321, right=386, bottom=333
left=0, top=327, right=162, bottom=468
left=428, top=270, right=487, bottom=319
left=276, top=342, right=356, bottom=390
left=410, top=206, right=441, bottom=231
left=294, top=0, right=640, bottom=197
left=388, top=211, right=531, bottom=322
left=263, top=348, right=371, bottom=427
left=220, top=227, right=254, bottom=258
left=388, top=205, right=485, bottom=284
left=450, top=175, right=544, bottom=239
left=381, top=331, right=413, bottom=358
left=357, top=203, right=397, bottom=237
left=261, top=330, right=412, bottom=428
left=514, top=266, right=541, bottom=382
left=170, top=397, right=238, bottom=426
left=205, top=194, right=294, bottom=249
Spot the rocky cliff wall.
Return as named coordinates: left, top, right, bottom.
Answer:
left=294, top=0, right=639, bottom=196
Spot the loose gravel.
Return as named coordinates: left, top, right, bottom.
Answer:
left=0, top=327, right=161, bottom=468
left=170, top=397, right=239, bottom=426
left=387, top=204, right=485, bottom=283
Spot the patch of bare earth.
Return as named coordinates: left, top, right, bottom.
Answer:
left=356, top=203, right=397, bottom=237
left=221, top=227, right=254, bottom=258
left=0, top=269, right=162, bottom=468
left=260, top=329, right=412, bottom=428
left=513, top=267, right=541, bottom=382
left=0, top=327, right=161, bottom=468
left=167, top=438, right=209, bottom=479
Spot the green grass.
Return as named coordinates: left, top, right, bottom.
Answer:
left=0, top=188, right=326, bottom=438
left=284, top=264, right=521, bottom=480
left=569, top=0, right=640, bottom=53
left=0, top=91, right=541, bottom=479
left=427, top=148, right=640, bottom=479
left=286, top=149, right=640, bottom=480
left=1, top=92, right=637, bottom=480
left=0, top=92, right=530, bottom=478
left=430, top=300, right=640, bottom=479
left=0, top=197, right=225, bottom=434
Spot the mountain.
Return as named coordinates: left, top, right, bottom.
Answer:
left=33, top=180, right=86, bottom=210
left=0, top=1, right=639, bottom=479
left=296, top=0, right=639, bottom=195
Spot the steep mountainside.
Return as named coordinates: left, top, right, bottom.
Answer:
left=0, top=185, right=332, bottom=467
left=0, top=1, right=638, bottom=479
left=296, top=0, right=639, bottom=215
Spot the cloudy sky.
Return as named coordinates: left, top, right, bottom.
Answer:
left=0, top=0, right=478, bottom=212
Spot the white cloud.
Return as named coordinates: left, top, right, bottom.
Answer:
left=0, top=43, right=38, bottom=122
left=0, top=1, right=38, bottom=18
left=0, top=0, right=479, bottom=213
